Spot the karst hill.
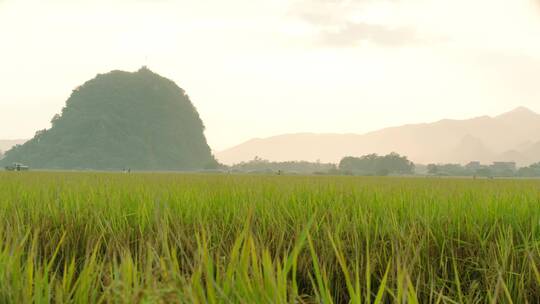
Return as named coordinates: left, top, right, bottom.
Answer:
left=1, top=67, right=217, bottom=170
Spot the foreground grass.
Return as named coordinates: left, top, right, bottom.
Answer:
left=1, top=172, right=540, bottom=303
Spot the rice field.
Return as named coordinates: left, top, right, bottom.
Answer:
left=1, top=172, right=540, bottom=303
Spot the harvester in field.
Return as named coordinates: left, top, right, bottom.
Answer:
left=4, top=163, right=30, bottom=171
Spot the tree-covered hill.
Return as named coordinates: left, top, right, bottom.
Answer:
left=1, top=67, right=217, bottom=170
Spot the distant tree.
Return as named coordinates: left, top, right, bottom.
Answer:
left=380, top=152, right=415, bottom=174
left=475, top=167, right=492, bottom=177
left=50, top=114, right=61, bottom=126
left=425, top=162, right=523, bottom=177
left=377, top=168, right=390, bottom=176
left=426, top=163, right=485, bottom=176
left=489, top=162, right=517, bottom=177
left=517, top=163, right=540, bottom=177
left=427, top=164, right=438, bottom=175
left=338, top=153, right=414, bottom=176
left=230, top=157, right=337, bottom=174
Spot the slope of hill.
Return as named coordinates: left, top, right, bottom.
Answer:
left=216, top=107, right=540, bottom=165
left=0, top=140, right=27, bottom=156
left=0, top=67, right=216, bottom=170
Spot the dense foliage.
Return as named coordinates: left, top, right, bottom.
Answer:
left=427, top=162, right=539, bottom=177
left=426, top=163, right=484, bottom=177
left=517, top=162, right=540, bottom=177
left=0, top=67, right=216, bottom=170
left=1, top=172, right=540, bottom=303
left=230, top=156, right=338, bottom=174
left=339, top=153, right=414, bottom=175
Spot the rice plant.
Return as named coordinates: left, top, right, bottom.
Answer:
left=1, top=172, right=539, bottom=303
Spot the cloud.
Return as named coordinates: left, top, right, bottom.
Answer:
left=290, top=0, right=432, bottom=47
left=318, top=22, right=424, bottom=47
left=292, top=0, right=378, bottom=25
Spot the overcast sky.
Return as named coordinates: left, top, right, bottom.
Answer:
left=1, top=0, right=540, bottom=151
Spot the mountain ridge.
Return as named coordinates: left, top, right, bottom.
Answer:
left=216, top=107, right=540, bottom=165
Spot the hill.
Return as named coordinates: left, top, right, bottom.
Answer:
left=0, top=67, right=216, bottom=170
left=0, top=139, right=27, bottom=157
left=216, top=107, right=540, bottom=166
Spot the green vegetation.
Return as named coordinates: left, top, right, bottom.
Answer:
left=230, top=156, right=338, bottom=174
left=0, top=67, right=216, bottom=171
left=518, top=162, right=540, bottom=177
left=426, top=162, right=540, bottom=178
left=339, top=153, right=415, bottom=176
left=1, top=172, right=540, bottom=303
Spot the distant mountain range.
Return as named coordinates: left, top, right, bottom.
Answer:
left=216, top=107, right=540, bottom=166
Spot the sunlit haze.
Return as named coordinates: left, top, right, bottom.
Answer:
left=1, top=0, right=540, bottom=151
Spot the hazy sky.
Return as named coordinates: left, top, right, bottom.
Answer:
left=1, top=0, right=540, bottom=151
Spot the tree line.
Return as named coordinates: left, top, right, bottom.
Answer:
left=426, top=162, right=540, bottom=177
left=226, top=154, right=540, bottom=177
left=228, top=153, right=415, bottom=176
